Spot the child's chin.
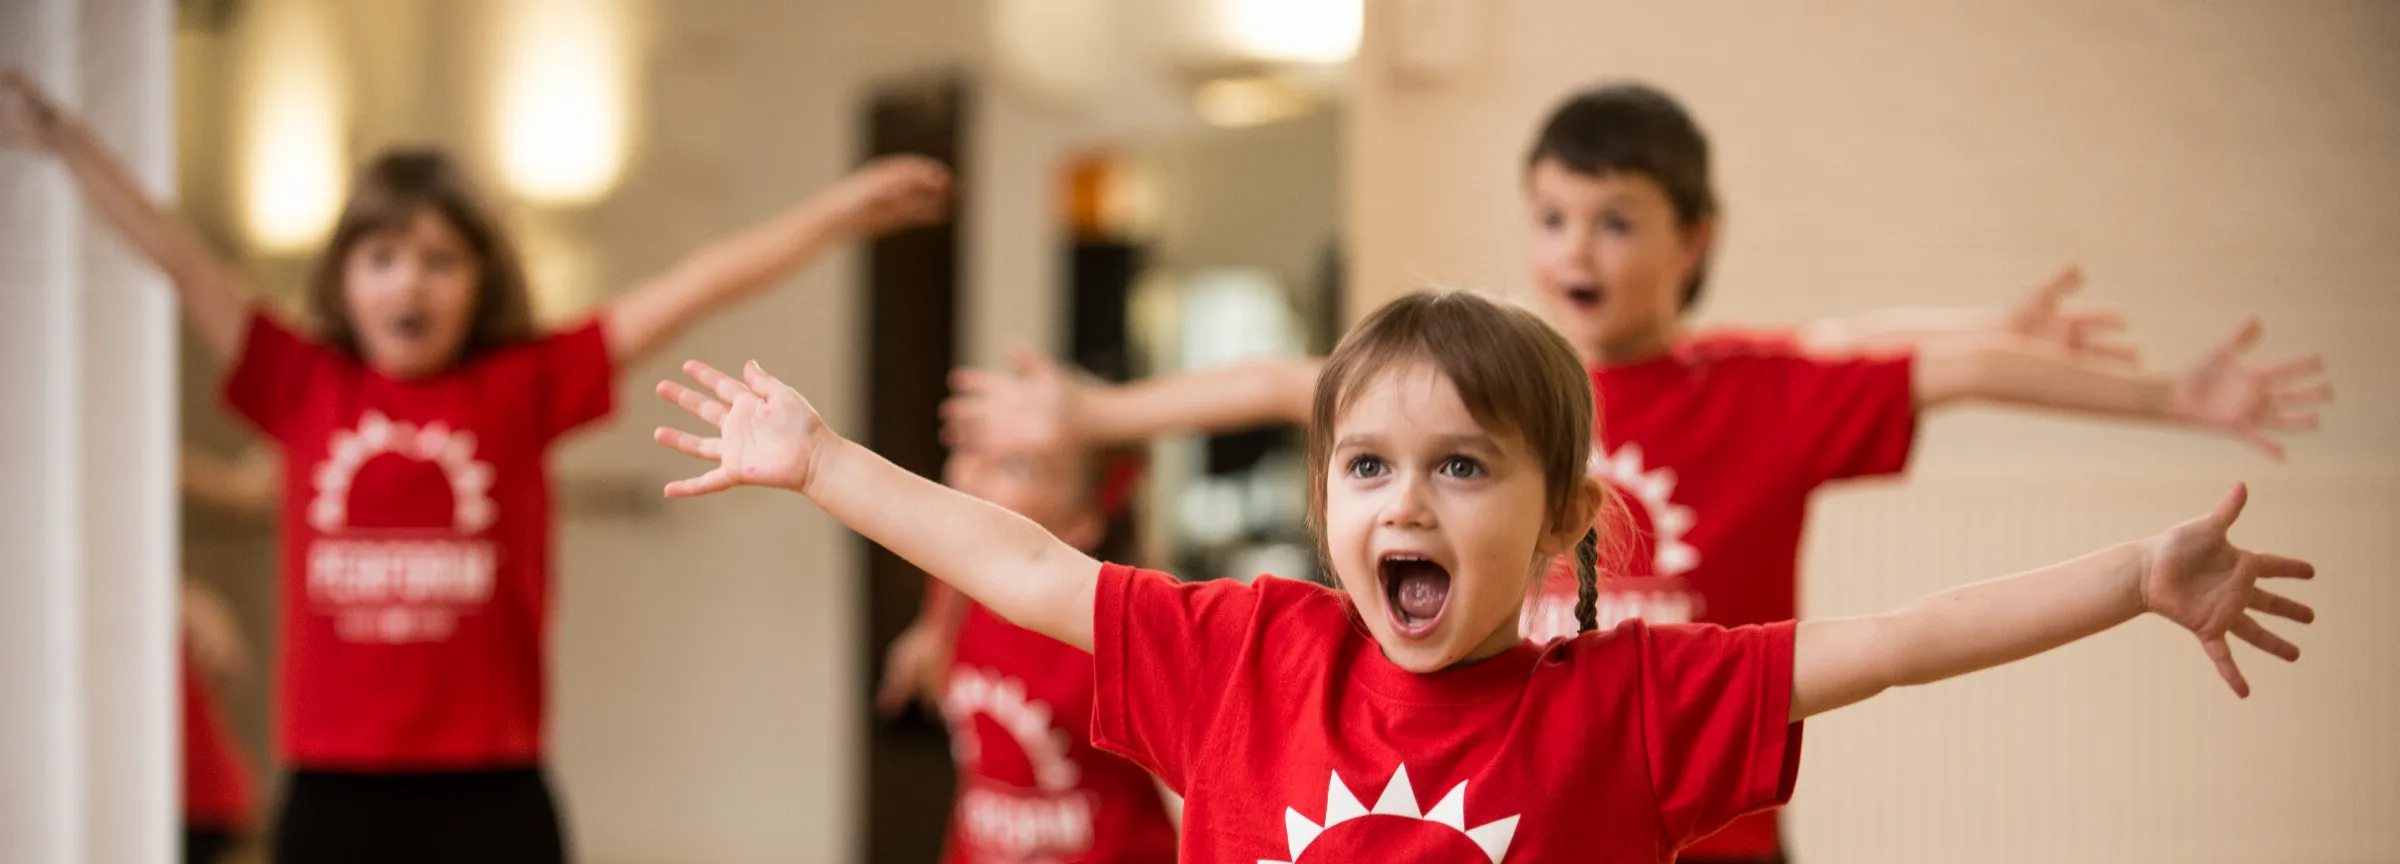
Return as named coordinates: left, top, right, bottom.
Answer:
left=1373, top=634, right=1461, bottom=673
left=1547, top=310, right=1612, bottom=347
left=368, top=340, right=463, bottom=378
left=382, top=355, right=449, bottom=379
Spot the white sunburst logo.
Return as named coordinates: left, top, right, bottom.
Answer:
left=308, top=410, right=496, bottom=534
left=1262, top=765, right=1520, bottom=864
left=1593, top=443, right=1697, bottom=577
left=942, top=666, right=1081, bottom=792
left=302, top=410, right=502, bottom=644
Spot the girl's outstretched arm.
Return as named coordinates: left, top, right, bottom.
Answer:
left=1793, top=484, right=2317, bottom=720
left=602, top=156, right=949, bottom=366
left=652, top=360, right=1102, bottom=650
left=4, top=67, right=254, bottom=365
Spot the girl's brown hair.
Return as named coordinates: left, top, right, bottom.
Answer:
left=308, top=148, right=536, bottom=362
left=1305, top=289, right=1616, bottom=632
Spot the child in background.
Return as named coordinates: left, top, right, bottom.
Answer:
left=180, top=578, right=257, bottom=864
left=879, top=445, right=1178, bottom=863
left=178, top=443, right=276, bottom=864
left=939, top=81, right=2333, bottom=862
left=5, top=67, right=949, bottom=862
left=650, top=288, right=2317, bottom=863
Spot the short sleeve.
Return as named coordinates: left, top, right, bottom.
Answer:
left=1089, top=563, right=1259, bottom=792
left=526, top=318, right=616, bottom=442
left=1778, top=350, right=1917, bottom=486
left=1639, top=620, right=1802, bottom=847
left=221, top=309, right=335, bottom=442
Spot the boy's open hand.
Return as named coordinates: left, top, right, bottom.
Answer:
left=2007, top=265, right=2139, bottom=365
left=2167, top=318, right=2333, bottom=461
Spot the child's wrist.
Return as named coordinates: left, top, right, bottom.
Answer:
left=28, top=115, right=72, bottom=151
left=1990, top=305, right=2030, bottom=337
left=48, top=109, right=95, bottom=147
left=2129, top=536, right=2163, bottom=617
left=794, top=424, right=851, bottom=498
left=2154, top=375, right=2194, bottom=424
left=1061, top=386, right=1099, bottom=443
left=793, top=190, right=864, bottom=238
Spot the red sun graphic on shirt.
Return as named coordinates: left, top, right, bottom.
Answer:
left=1262, top=765, right=1519, bottom=864
left=303, top=410, right=501, bottom=644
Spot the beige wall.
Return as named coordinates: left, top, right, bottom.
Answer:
left=1350, top=1, right=2399, bottom=861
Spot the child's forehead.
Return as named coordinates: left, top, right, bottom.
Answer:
left=1332, top=364, right=1518, bottom=448
left=1525, top=160, right=1670, bottom=203
left=1340, top=359, right=1460, bottom=405
left=355, top=206, right=467, bottom=245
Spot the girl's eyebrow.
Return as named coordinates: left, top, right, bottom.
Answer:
left=1332, top=433, right=1383, bottom=451
left=1333, top=432, right=1502, bottom=454
left=1428, top=432, right=1501, bottom=453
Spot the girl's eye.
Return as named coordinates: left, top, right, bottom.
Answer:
left=1600, top=214, right=1632, bottom=235
left=1438, top=455, right=1484, bottom=479
left=367, top=245, right=398, bottom=267
left=424, top=250, right=458, bottom=273
left=1346, top=455, right=1388, bottom=479
left=1538, top=209, right=1564, bottom=230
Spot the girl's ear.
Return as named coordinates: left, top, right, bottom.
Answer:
left=1537, top=475, right=1605, bottom=558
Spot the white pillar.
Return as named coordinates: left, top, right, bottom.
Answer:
left=1, top=0, right=178, bottom=861
left=0, top=1, right=88, bottom=859
left=78, top=1, right=180, bottom=862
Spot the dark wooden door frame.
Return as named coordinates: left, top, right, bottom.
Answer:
left=859, top=71, right=968, bottom=864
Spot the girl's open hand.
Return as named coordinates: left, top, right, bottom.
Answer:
left=654, top=360, right=831, bottom=497
left=2140, top=483, right=2318, bottom=697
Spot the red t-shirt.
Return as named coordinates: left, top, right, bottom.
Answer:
left=1093, top=564, right=1800, bottom=864
left=1519, top=329, right=1914, bottom=858
left=182, top=645, right=255, bottom=830
left=940, top=600, right=1178, bottom=864
left=224, top=311, right=614, bottom=768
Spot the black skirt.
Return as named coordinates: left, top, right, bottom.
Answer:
left=273, top=766, right=568, bottom=864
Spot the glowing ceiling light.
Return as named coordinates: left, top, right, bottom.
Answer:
left=493, top=0, right=631, bottom=205
left=237, top=0, right=346, bottom=253
left=1209, top=0, right=1361, bottom=65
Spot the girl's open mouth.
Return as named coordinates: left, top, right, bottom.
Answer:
left=1379, top=552, right=1452, bottom=638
